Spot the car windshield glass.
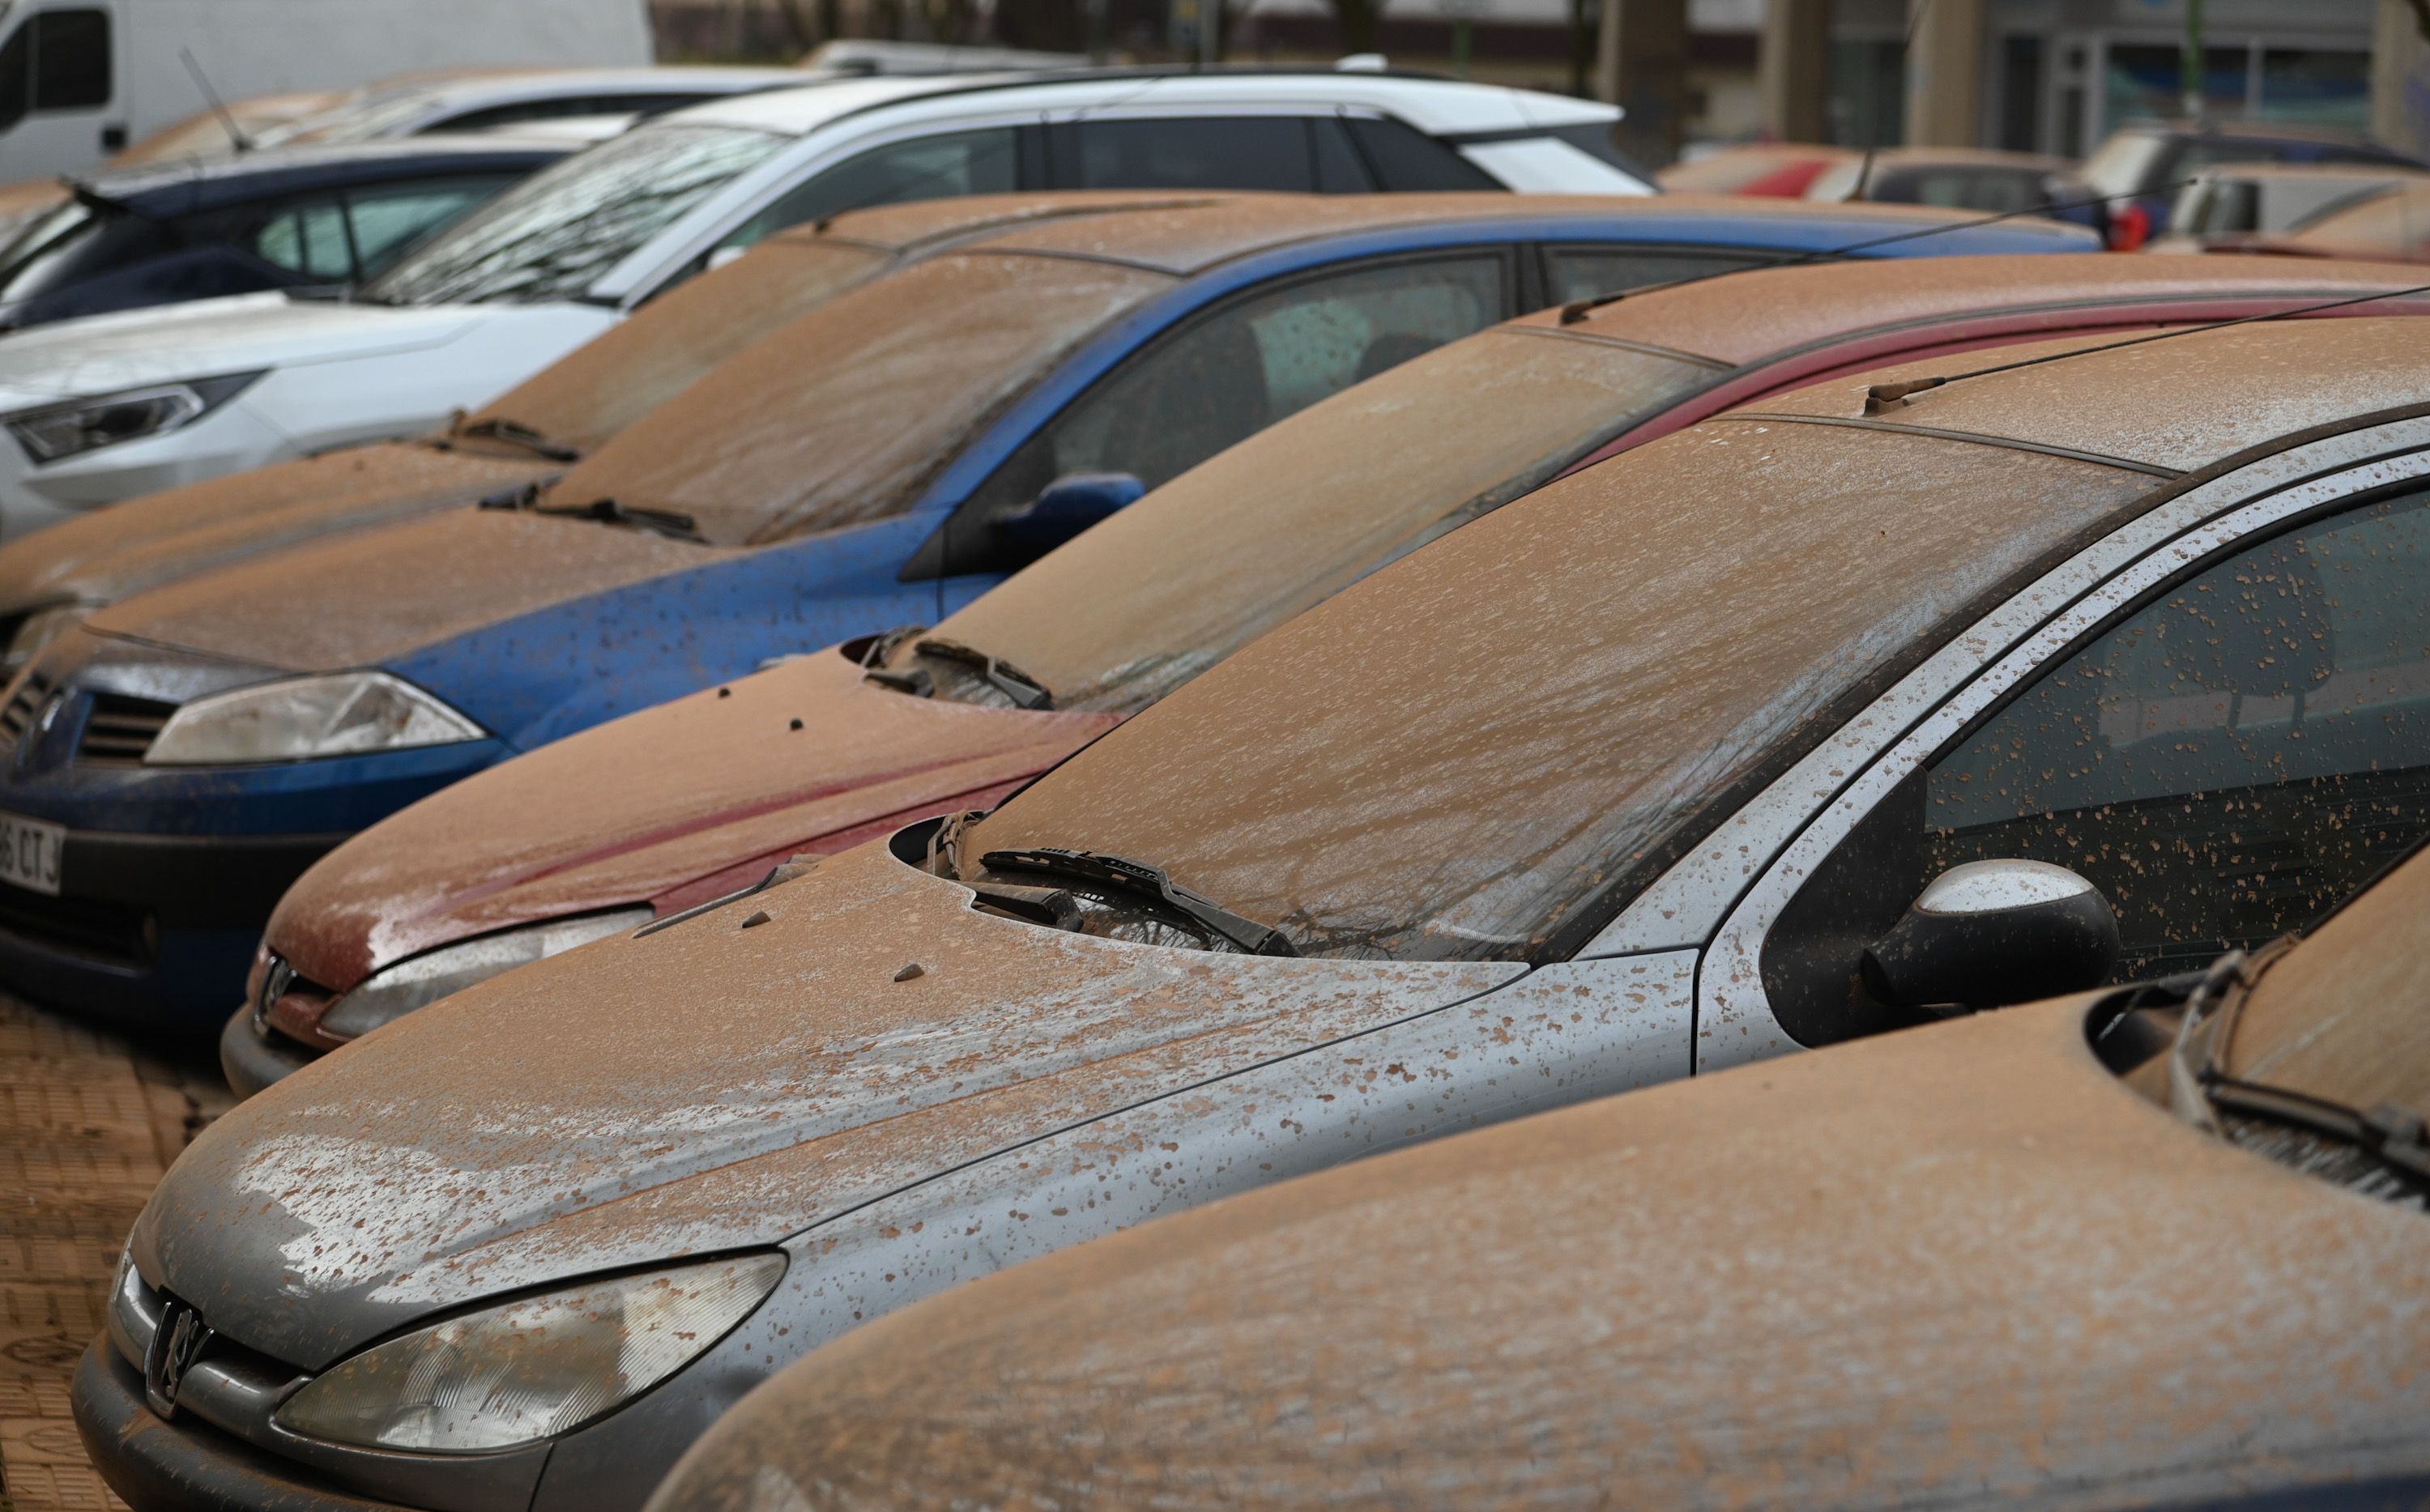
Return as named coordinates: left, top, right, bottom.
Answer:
left=2290, top=181, right=2430, bottom=258
left=2083, top=131, right=2168, bottom=198
left=467, top=236, right=891, bottom=454
left=545, top=249, right=1171, bottom=544
left=360, top=122, right=787, bottom=306
left=960, top=426, right=2157, bottom=962
left=883, top=327, right=1716, bottom=713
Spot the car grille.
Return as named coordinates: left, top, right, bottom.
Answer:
left=77, top=692, right=176, bottom=765
left=0, top=671, right=49, bottom=747
left=0, top=887, right=152, bottom=968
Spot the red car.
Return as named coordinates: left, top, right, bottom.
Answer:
left=224, top=253, right=2430, bottom=1092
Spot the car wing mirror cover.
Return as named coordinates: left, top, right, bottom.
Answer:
left=999, top=471, right=1145, bottom=553
left=1862, top=858, right=2120, bottom=1017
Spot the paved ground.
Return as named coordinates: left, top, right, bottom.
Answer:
left=0, top=997, right=231, bottom=1512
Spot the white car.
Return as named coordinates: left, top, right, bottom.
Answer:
left=0, top=66, right=1648, bottom=539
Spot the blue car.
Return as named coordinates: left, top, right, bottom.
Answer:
left=0, top=191, right=2095, bottom=1027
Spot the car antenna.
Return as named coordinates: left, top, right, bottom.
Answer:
left=1858, top=278, right=2430, bottom=415
left=179, top=48, right=254, bottom=154
left=1555, top=176, right=2199, bottom=325
left=1848, top=0, right=1934, bottom=202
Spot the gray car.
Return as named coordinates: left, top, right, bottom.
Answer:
left=78, top=314, right=2430, bottom=1511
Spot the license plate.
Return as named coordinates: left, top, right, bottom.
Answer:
left=0, top=810, right=64, bottom=897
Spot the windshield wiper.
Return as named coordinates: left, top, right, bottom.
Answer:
left=479, top=490, right=704, bottom=543
left=452, top=416, right=580, bottom=462
left=978, top=846, right=1296, bottom=956
left=2168, top=943, right=2430, bottom=1190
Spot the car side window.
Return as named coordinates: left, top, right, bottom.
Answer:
left=1542, top=246, right=1777, bottom=305
left=1054, top=117, right=1315, bottom=192
left=717, top=128, right=1019, bottom=255
left=940, top=252, right=1509, bottom=573
left=1761, top=484, right=2430, bottom=1043
left=1345, top=117, right=1498, bottom=190
left=252, top=198, right=353, bottom=282
left=344, top=177, right=519, bottom=275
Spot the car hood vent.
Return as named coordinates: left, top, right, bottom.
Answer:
left=78, top=691, right=176, bottom=765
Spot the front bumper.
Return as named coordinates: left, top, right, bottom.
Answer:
left=219, top=1002, right=314, bottom=1098
left=73, top=1339, right=407, bottom=1512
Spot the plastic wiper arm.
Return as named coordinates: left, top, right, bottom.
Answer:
left=509, top=495, right=705, bottom=543
left=454, top=415, right=580, bottom=462
left=914, top=638, right=1052, bottom=709
left=978, top=846, right=1295, bottom=956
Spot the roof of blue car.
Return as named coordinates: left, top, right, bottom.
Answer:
left=972, top=190, right=2097, bottom=276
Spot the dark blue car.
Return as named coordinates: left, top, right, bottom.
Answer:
left=0, top=191, right=2096, bottom=1027
left=0, top=136, right=576, bottom=332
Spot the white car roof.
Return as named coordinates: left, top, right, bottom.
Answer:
left=670, top=69, right=1620, bottom=140
left=384, top=65, right=812, bottom=110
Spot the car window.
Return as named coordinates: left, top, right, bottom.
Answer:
left=1311, top=116, right=1374, bottom=191
left=889, top=326, right=1716, bottom=713
left=1543, top=246, right=1777, bottom=305
left=1760, top=485, right=2430, bottom=1044
left=31, top=8, right=107, bottom=112
left=1055, top=117, right=1315, bottom=192
left=547, top=249, right=1172, bottom=545
left=1898, top=167, right=2046, bottom=214
left=344, top=177, right=520, bottom=275
left=361, top=122, right=788, bottom=306
left=253, top=198, right=353, bottom=281
left=1345, top=117, right=1498, bottom=191
left=949, top=253, right=1508, bottom=565
left=717, top=128, right=1018, bottom=255
left=957, top=427, right=2158, bottom=963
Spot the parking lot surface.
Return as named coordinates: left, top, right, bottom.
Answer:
left=0, top=1001, right=228, bottom=1512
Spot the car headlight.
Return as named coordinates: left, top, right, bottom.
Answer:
left=1, top=601, right=87, bottom=677
left=4, top=372, right=265, bottom=465
left=321, top=909, right=651, bottom=1041
left=146, top=671, right=484, bottom=765
left=275, top=1254, right=786, bottom=1453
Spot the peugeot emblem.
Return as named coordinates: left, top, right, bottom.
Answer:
left=143, top=1298, right=215, bottom=1419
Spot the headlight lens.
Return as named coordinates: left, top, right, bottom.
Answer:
left=0, top=601, right=83, bottom=677
left=275, top=1254, right=786, bottom=1453
left=320, top=909, right=651, bottom=1040
left=4, top=372, right=264, bottom=464
left=146, top=671, right=484, bottom=765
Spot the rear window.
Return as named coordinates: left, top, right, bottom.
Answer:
left=961, top=426, right=2156, bottom=962
left=549, top=249, right=1171, bottom=543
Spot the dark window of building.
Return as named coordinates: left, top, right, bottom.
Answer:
left=1998, top=35, right=2042, bottom=153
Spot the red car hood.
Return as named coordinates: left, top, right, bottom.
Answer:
left=265, top=646, right=1121, bottom=993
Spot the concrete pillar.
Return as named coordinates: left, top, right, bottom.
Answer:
left=1901, top=0, right=1983, bottom=147
left=1597, top=0, right=1690, bottom=167
left=2374, top=0, right=2430, bottom=158
left=1760, top=0, right=1831, bottom=142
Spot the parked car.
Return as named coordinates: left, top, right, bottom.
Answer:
left=78, top=316, right=2430, bottom=1511
left=0, top=190, right=1217, bottom=648
left=1656, top=141, right=1852, bottom=197
left=647, top=833, right=2430, bottom=1512
left=2205, top=177, right=2430, bottom=266
left=0, top=192, right=2067, bottom=1028
left=2086, top=119, right=2430, bottom=247
left=0, top=67, right=1658, bottom=533
left=0, top=0, right=653, bottom=181
left=0, top=136, right=573, bottom=336
left=1807, top=147, right=2110, bottom=241
left=224, top=253, right=2430, bottom=1096
left=2150, top=160, right=2426, bottom=251
left=0, top=90, right=342, bottom=239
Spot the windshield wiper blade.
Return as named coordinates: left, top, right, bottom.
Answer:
left=453, top=416, right=580, bottom=462
left=979, top=846, right=1295, bottom=956
left=480, top=490, right=704, bottom=543
left=909, top=638, right=1052, bottom=709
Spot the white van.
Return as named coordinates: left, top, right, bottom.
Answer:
left=0, top=0, right=652, bottom=180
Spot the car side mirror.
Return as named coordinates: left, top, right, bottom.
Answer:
left=1861, top=859, right=2120, bottom=1017
left=997, top=471, right=1144, bottom=556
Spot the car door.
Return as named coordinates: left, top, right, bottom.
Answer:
left=0, top=5, right=117, bottom=179
left=1681, top=421, right=2430, bottom=1071
left=906, top=247, right=1519, bottom=617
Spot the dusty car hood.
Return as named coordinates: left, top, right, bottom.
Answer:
left=0, top=441, right=549, bottom=615
left=671, top=995, right=2430, bottom=1510
left=0, top=292, right=491, bottom=402
left=268, top=648, right=1123, bottom=991
left=79, top=505, right=718, bottom=674
left=135, top=839, right=1520, bottom=1370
